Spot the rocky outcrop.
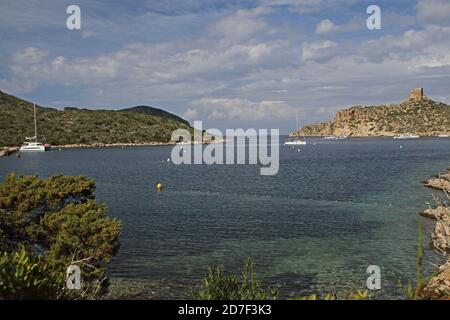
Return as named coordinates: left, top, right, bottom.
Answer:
left=424, top=170, right=450, bottom=193
left=421, top=261, right=450, bottom=300
left=298, top=89, right=450, bottom=137
left=421, top=168, right=450, bottom=299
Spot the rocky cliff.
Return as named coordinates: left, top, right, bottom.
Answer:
left=299, top=89, right=450, bottom=137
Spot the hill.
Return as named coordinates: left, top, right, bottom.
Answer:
left=120, top=106, right=190, bottom=126
left=298, top=88, right=450, bottom=137
left=0, top=90, right=191, bottom=146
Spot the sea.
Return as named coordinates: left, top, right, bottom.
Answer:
left=1, top=137, right=449, bottom=299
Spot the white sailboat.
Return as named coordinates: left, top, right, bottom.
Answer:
left=284, top=112, right=307, bottom=146
left=19, top=104, right=51, bottom=152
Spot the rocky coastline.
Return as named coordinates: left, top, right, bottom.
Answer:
left=0, top=147, right=18, bottom=158
left=420, top=168, right=450, bottom=299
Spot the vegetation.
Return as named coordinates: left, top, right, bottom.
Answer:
left=295, top=290, right=369, bottom=300
left=192, top=259, right=279, bottom=300
left=401, top=220, right=429, bottom=300
left=0, top=90, right=191, bottom=146
left=0, top=173, right=121, bottom=299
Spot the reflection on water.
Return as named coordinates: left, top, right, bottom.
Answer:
left=1, top=137, right=449, bottom=299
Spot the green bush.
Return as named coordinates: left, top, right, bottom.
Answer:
left=0, top=173, right=121, bottom=299
left=192, top=258, right=279, bottom=300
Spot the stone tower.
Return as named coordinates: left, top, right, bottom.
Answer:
left=409, top=88, right=424, bottom=100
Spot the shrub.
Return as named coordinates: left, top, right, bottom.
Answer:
left=192, top=258, right=279, bottom=300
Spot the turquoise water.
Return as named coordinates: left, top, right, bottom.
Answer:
left=1, top=137, right=449, bottom=299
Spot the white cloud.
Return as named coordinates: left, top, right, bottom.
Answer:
left=417, top=0, right=450, bottom=26
left=186, top=98, right=295, bottom=121
left=210, top=7, right=272, bottom=40
left=12, top=47, right=48, bottom=64
left=302, top=40, right=338, bottom=62
left=315, top=19, right=339, bottom=34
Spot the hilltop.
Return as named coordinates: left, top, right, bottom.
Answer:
left=297, top=88, right=450, bottom=137
left=0, top=90, right=191, bottom=147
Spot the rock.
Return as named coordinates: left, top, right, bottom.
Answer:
left=0, top=147, right=19, bottom=158
left=421, top=260, right=450, bottom=300
left=425, top=171, right=450, bottom=192
left=431, top=207, right=450, bottom=254
left=420, top=206, right=449, bottom=220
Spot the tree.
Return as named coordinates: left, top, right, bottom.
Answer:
left=0, top=173, right=121, bottom=299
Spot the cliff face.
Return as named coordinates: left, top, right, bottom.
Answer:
left=300, top=92, right=450, bottom=137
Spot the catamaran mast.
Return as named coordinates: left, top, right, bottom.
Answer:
left=33, top=103, right=37, bottom=142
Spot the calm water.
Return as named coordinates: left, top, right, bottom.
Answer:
left=1, top=137, right=449, bottom=299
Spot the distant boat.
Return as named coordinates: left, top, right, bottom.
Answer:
left=19, top=104, right=51, bottom=152
left=324, top=135, right=349, bottom=141
left=393, top=134, right=420, bottom=140
left=438, top=134, right=449, bottom=138
left=284, top=112, right=307, bottom=146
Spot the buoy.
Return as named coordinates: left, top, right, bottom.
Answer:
left=156, top=183, right=163, bottom=190
left=167, top=158, right=171, bottom=162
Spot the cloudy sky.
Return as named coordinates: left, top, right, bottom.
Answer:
left=1, top=0, right=450, bottom=132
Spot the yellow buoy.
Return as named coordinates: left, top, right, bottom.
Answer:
left=156, top=183, right=163, bottom=190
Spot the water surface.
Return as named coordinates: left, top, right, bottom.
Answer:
left=1, top=137, right=449, bottom=299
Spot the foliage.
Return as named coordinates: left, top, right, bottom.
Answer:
left=0, top=173, right=121, bottom=299
left=0, top=246, right=65, bottom=299
left=192, top=258, right=279, bottom=300
left=0, top=90, right=191, bottom=146
left=295, top=290, right=369, bottom=300
left=402, top=220, right=429, bottom=300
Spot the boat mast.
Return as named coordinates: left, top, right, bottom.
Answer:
left=33, top=103, right=37, bottom=142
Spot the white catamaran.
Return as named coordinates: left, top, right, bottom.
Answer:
left=19, top=104, right=51, bottom=152
left=284, top=112, right=307, bottom=146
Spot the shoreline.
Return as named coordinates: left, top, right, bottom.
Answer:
left=0, top=147, right=19, bottom=158
left=52, top=142, right=176, bottom=149
left=420, top=168, right=450, bottom=299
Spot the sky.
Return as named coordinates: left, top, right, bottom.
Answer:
left=1, top=0, right=450, bottom=132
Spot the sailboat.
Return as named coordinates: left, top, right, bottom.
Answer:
left=284, top=112, right=307, bottom=146
left=19, top=104, right=51, bottom=152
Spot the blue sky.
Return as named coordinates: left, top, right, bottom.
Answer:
left=1, top=0, right=450, bottom=132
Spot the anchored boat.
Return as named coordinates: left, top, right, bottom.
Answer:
left=284, top=112, right=307, bottom=146
left=19, top=104, right=51, bottom=152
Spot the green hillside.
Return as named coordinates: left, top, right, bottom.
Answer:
left=0, top=91, right=191, bottom=146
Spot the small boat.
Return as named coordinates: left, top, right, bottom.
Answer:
left=19, top=104, right=51, bottom=152
left=284, top=140, right=307, bottom=146
left=393, top=134, right=420, bottom=140
left=438, top=134, right=449, bottom=138
left=324, top=135, right=349, bottom=141
left=284, top=112, right=307, bottom=146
